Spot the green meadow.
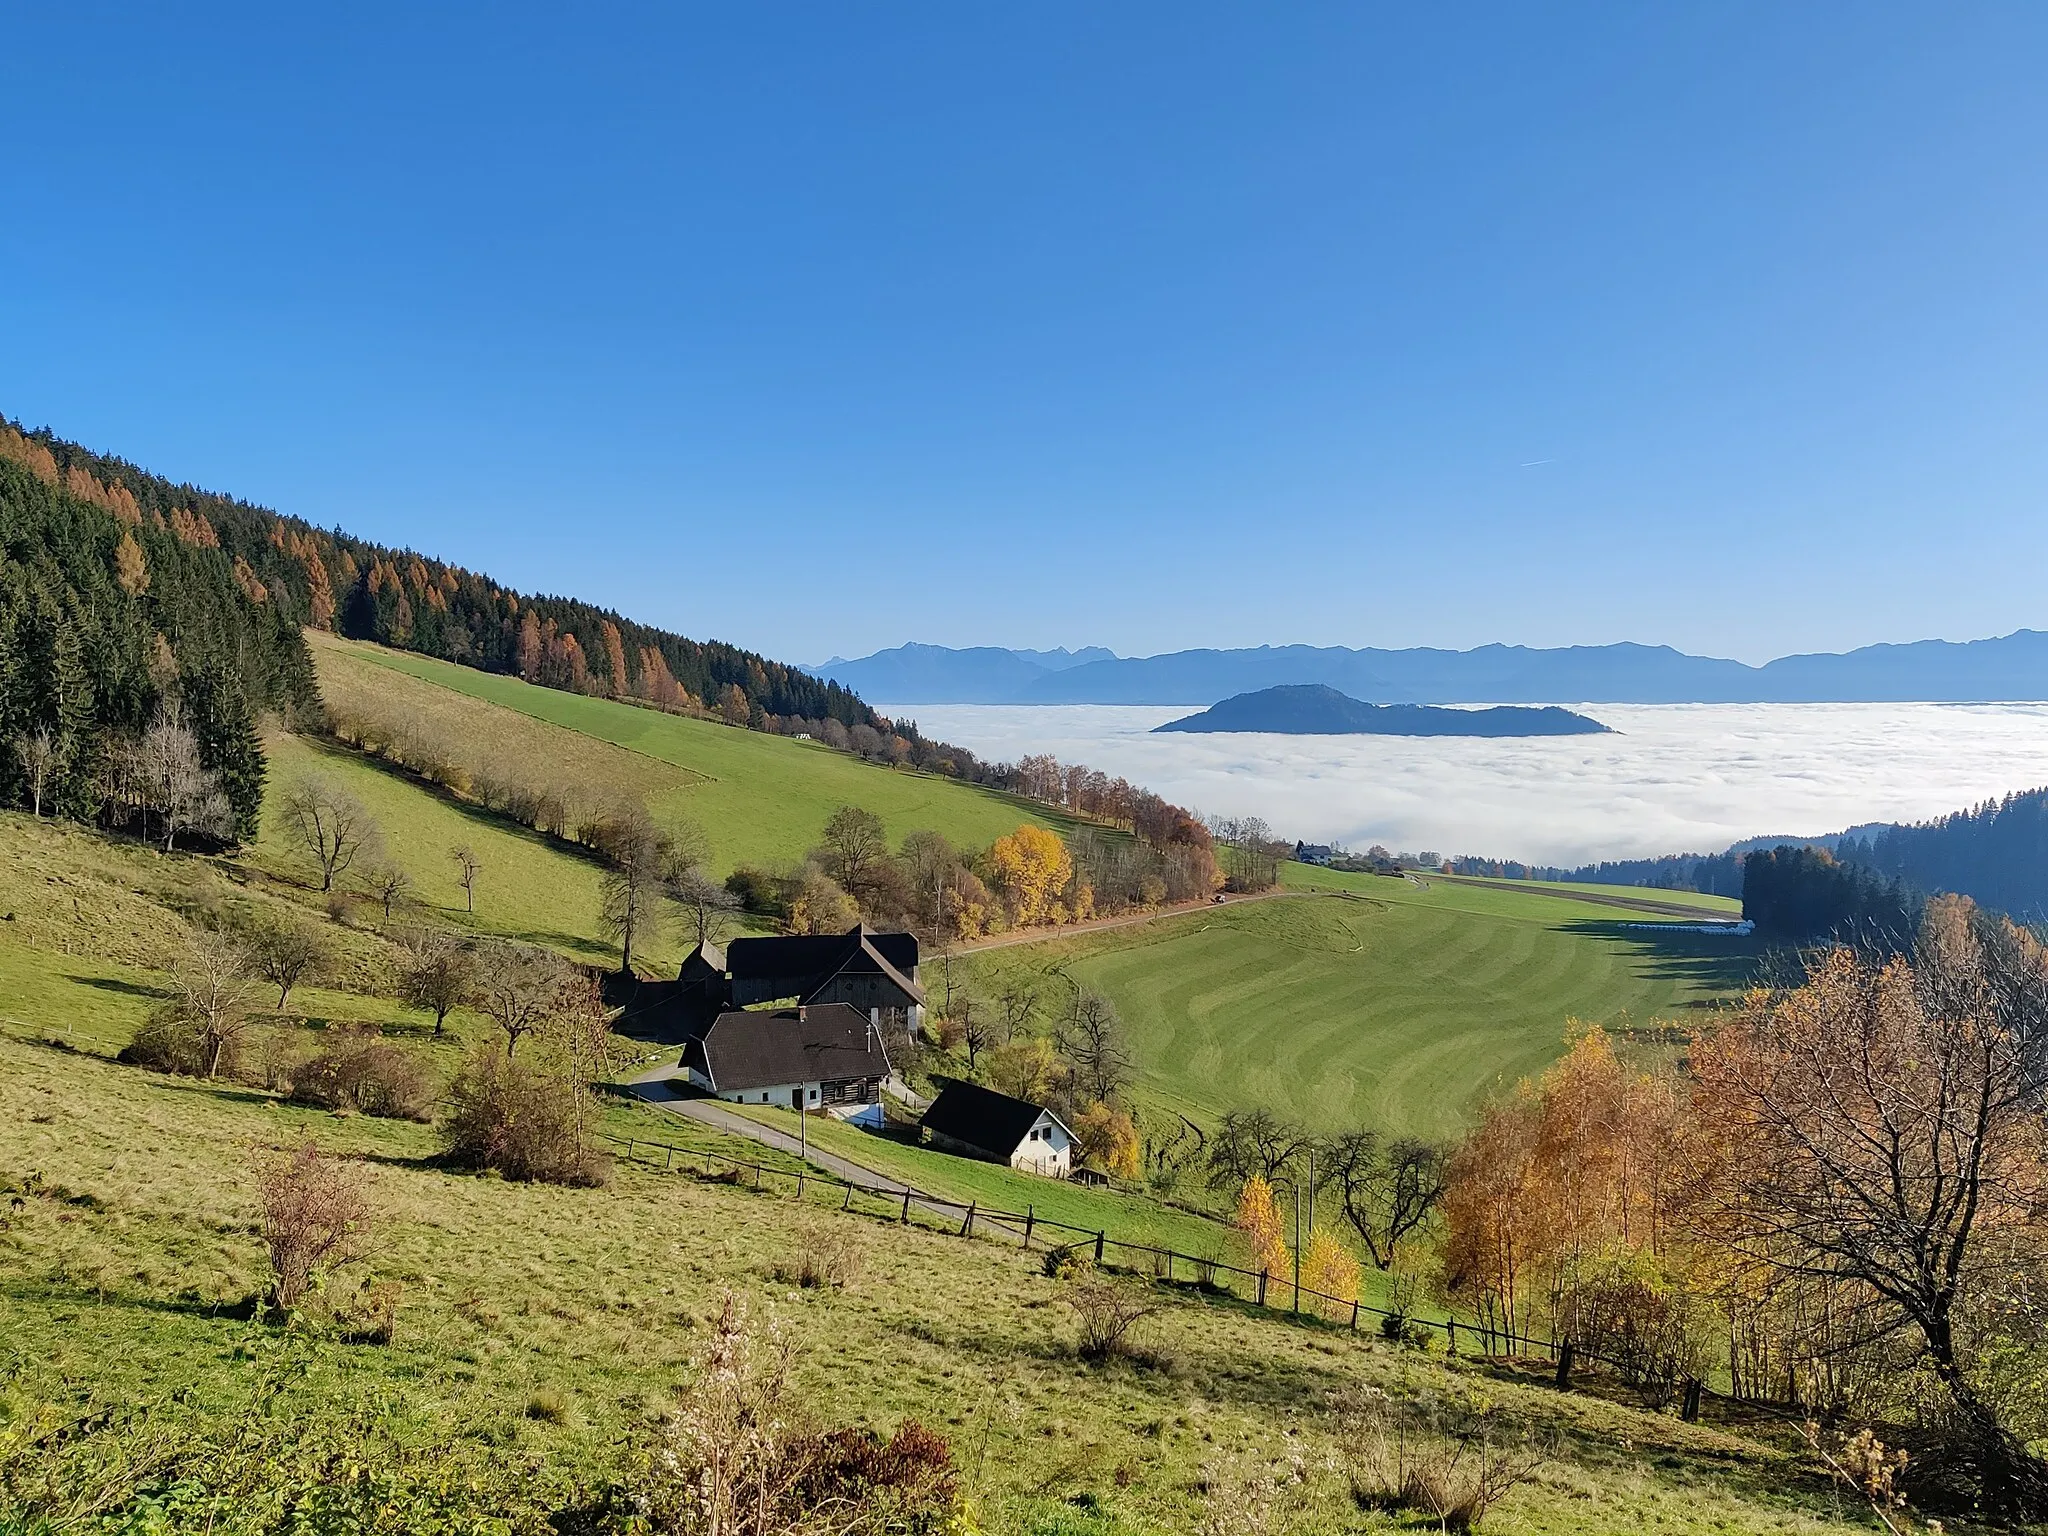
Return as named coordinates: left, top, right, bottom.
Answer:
left=956, top=876, right=1753, bottom=1139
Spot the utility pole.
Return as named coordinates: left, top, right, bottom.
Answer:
left=1292, top=1181, right=1302, bottom=1314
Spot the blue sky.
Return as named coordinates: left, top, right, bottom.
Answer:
left=5, top=4, right=2047, bottom=665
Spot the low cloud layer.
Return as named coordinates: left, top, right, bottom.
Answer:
left=884, top=702, right=2048, bottom=866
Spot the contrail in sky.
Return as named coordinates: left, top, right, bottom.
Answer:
left=1520, top=459, right=1555, bottom=467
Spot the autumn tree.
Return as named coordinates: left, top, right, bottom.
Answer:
left=1323, top=1130, right=1448, bottom=1270
left=1688, top=901, right=2048, bottom=1514
left=985, top=825, right=1074, bottom=928
left=786, top=864, right=860, bottom=936
left=449, top=844, right=483, bottom=912
left=113, top=531, right=149, bottom=595
left=284, top=778, right=379, bottom=891
left=985, top=1034, right=1064, bottom=1105
left=1233, top=1174, right=1291, bottom=1284
left=1300, top=1229, right=1361, bottom=1314
left=1073, top=1100, right=1141, bottom=1181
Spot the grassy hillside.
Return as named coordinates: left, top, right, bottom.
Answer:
left=311, top=633, right=1078, bottom=875
left=955, top=876, right=1753, bottom=1139
left=3, top=1013, right=1862, bottom=1534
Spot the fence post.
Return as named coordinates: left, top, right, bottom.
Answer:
left=1257, top=1270, right=1268, bottom=1308
left=1094, top=1230, right=1105, bottom=1265
left=1554, top=1339, right=1575, bottom=1390
left=1446, top=1319, right=1457, bottom=1356
left=1024, top=1206, right=1035, bottom=1246
left=796, top=1165, right=805, bottom=1199
left=901, top=1189, right=912, bottom=1224
left=754, top=1162, right=763, bottom=1191
left=1681, top=1379, right=1702, bottom=1423
left=842, top=1181, right=854, bottom=1211
left=1350, top=1300, right=1359, bottom=1331
left=962, top=1202, right=976, bottom=1238
left=665, top=1144, right=673, bottom=1169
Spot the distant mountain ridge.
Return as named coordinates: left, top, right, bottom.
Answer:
left=813, top=632, right=2048, bottom=705
left=1154, top=685, right=1611, bottom=737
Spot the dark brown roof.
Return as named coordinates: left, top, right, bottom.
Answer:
left=724, top=925, right=924, bottom=1006
left=683, top=1003, right=892, bottom=1093
left=920, top=1077, right=1066, bottom=1159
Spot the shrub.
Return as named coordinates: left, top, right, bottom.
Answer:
left=1065, top=1280, right=1161, bottom=1363
left=771, top=1223, right=866, bottom=1291
left=524, top=1389, right=571, bottom=1425
left=337, top=1278, right=404, bottom=1346
left=440, top=1047, right=610, bottom=1186
left=640, top=1292, right=963, bottom=1535
left=290, top=1033, right=437, bottom=1121
left=118, top=1011, right=214, bottom=1077
left=1043, top=1244, right=1092, bottom=1281
left=1345, top=1392, right=1551, bottom=1533
left=254, top=1137, right=374, bottom=1312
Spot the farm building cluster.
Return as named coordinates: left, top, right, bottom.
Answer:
left=623, top=924, right=1079, bottom=1174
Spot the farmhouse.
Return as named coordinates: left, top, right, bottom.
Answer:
left=681, top=1002, right=894, bottom=1125
left=611, top=924, right=923, bottom=1046
left=920, top=1078, right=1076, bottom=1177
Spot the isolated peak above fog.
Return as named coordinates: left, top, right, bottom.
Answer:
left=807, top=632, right=2048, bottom=707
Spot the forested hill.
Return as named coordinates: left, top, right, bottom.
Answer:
left=0, top=434, right=318, bottom=842
left=1836, top=788, right=2048, bottom=922
left=0, top=419, right=873, bottom=732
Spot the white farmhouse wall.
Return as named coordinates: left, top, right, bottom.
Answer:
left=1009, top=1112, right=1073, bottom=1177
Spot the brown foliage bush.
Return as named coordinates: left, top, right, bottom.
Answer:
left=254, top=1137, right=374, bottom=1312
left=770, top=1223, right=866, bottom=1291
left=289, top=1032, right=437, bottom=1121
left=1345, top=1392, right=1550, bottom=1533
left=1065, top=1280, right=1161, bottom=1362
left=440, top=1047, right=610, bottom=1186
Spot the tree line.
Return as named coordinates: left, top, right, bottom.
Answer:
left=1837, top=785, right=2048, bottom=923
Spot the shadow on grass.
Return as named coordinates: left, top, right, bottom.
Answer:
left=1562, top=920, right=1761, bottom=1001
left=0, top=1275, right=266, bottom=1324
left=62, top=974, right=169, bottom=1000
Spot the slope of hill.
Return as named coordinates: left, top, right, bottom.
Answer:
left=316, top=635, right=1084, bottom=876
left=954, top=872, right=1752, bottom=1139
left=1156, top=685, right=1611, bottom=737
left=821, top=630, right=2048, bottom=704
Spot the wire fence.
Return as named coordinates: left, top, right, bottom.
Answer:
left=599, top=1125, right=1810, bottom=1431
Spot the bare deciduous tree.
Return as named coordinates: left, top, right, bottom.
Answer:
left=243, top=919, right=329, bottom=1010
left=1206, top=1108, right=1313, bottom=1190
left=133, top=709, right=231, bottom=852
left=449, top=844, right=483, bottom=913
left=396, top=928, right=477, bottom=1036
left=995, top=976, right=1040, bottom=1044
left=817, top=804, right=889, bottom=906
left=473, top=942, right=570, bottom=1057
left=363, top=864, right=413, bottom=919
left=669, top=866, right=739, bottom=951
left=284, top=778, right=379, bottom=891
left=1057, top=990, right=1133, bottom=1105
left=169, top=931, right=260, bottom=1077
left=595, top=807, right=674, bottom=976
left=957, top=994, right=993, bottom=1072
left=11, top=727, right=64, bottom=817
left=1322, top=1131, right=1448, bottom=1270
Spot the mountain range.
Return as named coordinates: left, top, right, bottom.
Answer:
left=809, top=633, right=2048, bottom=706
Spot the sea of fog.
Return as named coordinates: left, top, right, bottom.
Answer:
left=877, top=702, right=2048, bottom=867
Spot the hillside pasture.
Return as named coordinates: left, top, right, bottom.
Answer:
left=313, top=634, right=1082, bottom=874
left=0, top=1018, right=1859, bottom=1535
left=955, top=877, right=1754, bottom=1139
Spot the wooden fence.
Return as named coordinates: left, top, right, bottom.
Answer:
left=600, top=1127, right=1803, bottom=1429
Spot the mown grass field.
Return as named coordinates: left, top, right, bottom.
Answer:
left=2, top=1015, right=1865, bottom=1535
left=312, top=634, right=1081, bottom=876
left=956, top=877, right=1754, bottom=1139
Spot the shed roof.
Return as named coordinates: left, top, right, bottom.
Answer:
left=920, top=1077, right=1067, bottom=1159
left=683, top=1003, right=892, bottom=1093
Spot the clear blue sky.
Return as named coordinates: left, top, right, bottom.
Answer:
left=5, top=4, right=2047, bottom=665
